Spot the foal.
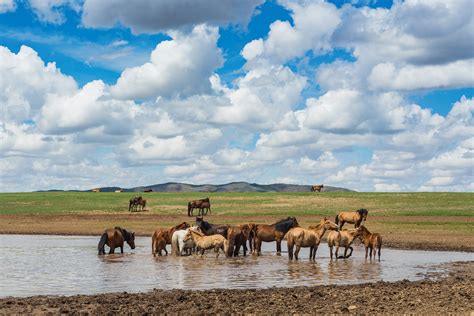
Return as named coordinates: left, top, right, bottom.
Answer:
left=183, top=228, right=228, bottom=258
left=358, top=225, right=382, bottom=261
left=327, top=228, right=361, bottom=259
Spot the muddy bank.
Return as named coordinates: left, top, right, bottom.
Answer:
left=1, top=261, right=472, bottom=315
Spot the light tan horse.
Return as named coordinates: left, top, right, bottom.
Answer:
left=286, top=217, right=338, bottom=260
left=327, top=228, right=361, bottom=259
left=151, top=222, right=190, bottom=256
left=358, top=225, right=382, bottom=261
left=183, top=228, right=228, bottom=258
left=335, top=208, right=368, bottom=230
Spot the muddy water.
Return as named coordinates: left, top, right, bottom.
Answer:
left=1, top=235, right=472, bottom=297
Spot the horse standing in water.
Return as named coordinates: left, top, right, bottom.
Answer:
left=98, top=227, right=135, bottom=255
left=195, top=217, right=228, bottom=238
left=327, top=228, right=361, bottom=259
left=253, top=217, right=299, bottom=256
left=151, top=222, right=190, bottom=256
left=171, top=227, right=197, bottom=256
left=335, top=208, right=368, bottom=230
left=183, top=228, right=228, bottom=258
left=358, top=225, right=382, bottom=261
left=286, top=217, right=338, bottom=261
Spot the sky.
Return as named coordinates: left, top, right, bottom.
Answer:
left=0, top=0, right=473, bottom=192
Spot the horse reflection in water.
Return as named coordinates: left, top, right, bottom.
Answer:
left=98, top=227, right=135, bottom=255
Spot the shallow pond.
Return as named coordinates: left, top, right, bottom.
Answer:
left=1, top=235, right=472, bottom=297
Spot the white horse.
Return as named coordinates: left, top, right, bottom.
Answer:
left=171, top=227, right=197, bottom=256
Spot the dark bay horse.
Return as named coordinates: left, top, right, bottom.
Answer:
left=129, top=196, right=146, bottom=212
left=311, top=184, right=324, bottom=192
left=195, top=217, right=228, bottom=238
left=335, top=208, right=368, bottom=230
left=188, top=198, right=211, bottom=216
left=151, top=222, right=190, bottom=256
left=98, top=227, right=135, bottom=255
left=253, top=217, right=299, bottom=256
left=226, top=224, right=255, bottom=257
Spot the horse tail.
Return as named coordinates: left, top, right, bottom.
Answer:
left=335, top=214, right=339, bottom=225
left=171, top=233, right=179, bottom=256
left=98, top=233, right=108, bottom=255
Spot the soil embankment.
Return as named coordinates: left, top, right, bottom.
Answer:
left=0, top=261, right=472, bottom=314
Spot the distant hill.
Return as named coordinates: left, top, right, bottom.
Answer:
left=93, top=182, right=354, bottom=193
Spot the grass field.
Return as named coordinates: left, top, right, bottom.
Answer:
left=0, top=192, right=473, bottom=251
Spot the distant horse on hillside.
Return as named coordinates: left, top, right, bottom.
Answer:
left=311, top=184, right=324, bottom=192
left=188, top=198, right=211, bottom=216
left=129, top=196, right=146, bottom=212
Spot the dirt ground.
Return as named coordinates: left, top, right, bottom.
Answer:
left=0, top=261, right=472, bottom=315
left=1, top=213, right=473, bottom=252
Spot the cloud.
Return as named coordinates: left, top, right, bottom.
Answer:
left=27, top=0, right=81, bottom=24
left=0, top=0, right=15, bottom=13
left=111, top=25, right=223, bottom=100
left=242, top=0, right=341, bottom=65
left=81, top=0, right=263, bottom=34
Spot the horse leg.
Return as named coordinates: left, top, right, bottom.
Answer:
left=215, top=246, right=220, bottom=259
left=288, top=242, right=293, bottom=260
left=276, top=240, right=282, bottom=256
left=335, top=245, right=339, bottom=259
left=121, top=245, right=124, bottom=254
left=312, top=245, right=318, bottom=260
left=365, top=246, right=368, bottom=260
left=345, top=246, right=353, bottom=258
left=329, top=246, right=333, bottom=260
left=377, top=246, right=381, bottom=261
left=109, top=246, right=114, bottom=254
left=339, top=221, right=345, bottom=230
left=294, top=245, right=301, bottom=261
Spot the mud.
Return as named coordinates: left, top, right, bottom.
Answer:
left=0, top=261, right=472, bottom=314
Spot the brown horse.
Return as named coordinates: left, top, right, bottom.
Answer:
left=287, top=217, right=338, bottom=260
left=183, top=228, right=228, bottom=258
left=327, top=228, right=361, bottom=259
left=188, top=198, right=211, bottom=216
left=151, top=222, right=190, bottom=256
left=129, top=196, right=147, bottom=212
left=98, top=227, right=135, bottom=255
left=311, top=184, right=324, bottom=192
left=253, top=217, right=299, bottom=256
left=225, top=224, right=255, bottom=257
left=358, top=225, right=382, bottom=261
left=335, top=208, right=368, bottom=230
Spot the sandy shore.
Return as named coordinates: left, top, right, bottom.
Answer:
left=1, top=261, right=472, bottom=314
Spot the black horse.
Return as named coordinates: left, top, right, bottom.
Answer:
left=195, top=217, right=228, bottom=238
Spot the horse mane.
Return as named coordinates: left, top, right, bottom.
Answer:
left=273, top=217, right=297, bottom=232
left=359, top=225, right=370, bottom=234
left=174, top=222, right=188, bottom=229
left=357, top=208, right=368, bottom=215
left=196, top=218, right=212, bottom=230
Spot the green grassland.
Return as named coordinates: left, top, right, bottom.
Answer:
left=0, top=191, right=472, bottom=217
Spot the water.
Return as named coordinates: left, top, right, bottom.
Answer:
left=0, top=235, right=472, bottom=297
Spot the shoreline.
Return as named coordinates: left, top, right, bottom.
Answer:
left=1, top=231, right=473, bottom=253
left=1, top=261, right=472, bottom=314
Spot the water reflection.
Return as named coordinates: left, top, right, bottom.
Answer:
left=0, top=235, right=472, bottom=297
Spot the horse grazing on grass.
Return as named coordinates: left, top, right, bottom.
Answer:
left=195, top=217, right=228, bottom=238
left=188, top=198, right=211, bottom=216
left=129, top=196, right=146, bottom=212
left=286, top=217, right=338, bottom=261
left=98, top=227, right=135, bottom=255
left=358, top=225, right=382, bottom=261
left=335, top=208, right=368, bottom=230
left=151, top=222, right=190, bottom=256
left=327, top=228, right=361, bottom=260
left=253, top=217, right=299, bottom=256
left=311, top=184, right=324, bottom=192
left=171, top=227, right=197, bottom=256
left=226, top=223, right=256, bottom=257
left=183, top=228, right=228, bottom=258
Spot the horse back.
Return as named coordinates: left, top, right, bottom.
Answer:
left=106, top=228, right=125, bottom=247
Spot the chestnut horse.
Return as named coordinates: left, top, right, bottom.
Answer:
left=311, top=184, right=324, bottom=192
left=335, top=208, right=368, bottom=230
left=183, top=228, right=228, bottom=258
left=98, top=227, right=135, bottom=255
left=151, top=222, right=190, bottom=256
left=358, top=225, right=382, bottom=261
left=226, top=224, right=255, bottom=257
left=286, top=217, right=338, bottom=260
left=188, top=198, right=211, bottom=216
left=253, top=217, right=299, bottom=256
left=327, top=228, right=361, bottom=259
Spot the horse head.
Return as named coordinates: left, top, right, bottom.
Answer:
left=123, top=229, right=136, bottom=249
left=357, top=208, right=368, bottom=221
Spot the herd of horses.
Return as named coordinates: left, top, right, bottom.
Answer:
left=129, top=196, right=147, bottom=212
left=98, top=207, right=382, bottom=261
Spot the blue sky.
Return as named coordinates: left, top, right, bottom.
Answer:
left=0, top=0, right=473, bottom=192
